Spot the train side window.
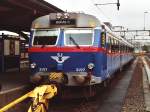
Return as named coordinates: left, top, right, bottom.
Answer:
left=122, top=44, right=124, bottom=53
left=118, top=41, right=119, bottom=53
left=121, top=43, right=123, bottom=53
left=110, top=38, right=113, bottom=53
left=118, top=41, right=120, bottom=53
left=124, top=45, right=126, bottom=53
left=130, top=47, right=132, bottom=52
left=116, top=40, right=119, bottom=53
left=107, top=36, right=111, bottom=53
left=114, top=39, right=116, bottom=53
left=123, top=44, right=125, bottom=53
left=111, top=38, right=113, bottom=52
left=126, top=45, right=128, bottom=53
left=121, top=44, right=123, bottom=53
left=111, top=38, right=115, bottom=53
left=130, top=47, right=131, bottom=52
left=113, top=39, right=115, bottom=53
left=116, top=40, right=118, bottom=53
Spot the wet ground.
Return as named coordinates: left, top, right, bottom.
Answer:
left=0, top=69, right=31, bottom=91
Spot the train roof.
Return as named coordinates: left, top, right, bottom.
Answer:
left=31, top=12, right=133, bottom=48
left=31, top=12, right=101, bottom=29
left=102, top=23, right=134, bottom=47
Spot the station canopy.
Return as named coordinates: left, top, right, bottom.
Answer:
left=0, top=0, right=63, bottom=33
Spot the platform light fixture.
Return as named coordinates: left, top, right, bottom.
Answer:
left=64, top=13, right=69, bottom=19
left=56, top=13, right=70, bottom=19
left=56, top=13, right=62, bottom=19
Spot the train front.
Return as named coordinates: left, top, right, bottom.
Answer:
left=28, top=13, right=102, bottom=86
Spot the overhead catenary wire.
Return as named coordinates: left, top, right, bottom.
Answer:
left=89, top=0, right=111, bottom=22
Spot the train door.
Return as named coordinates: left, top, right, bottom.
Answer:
left=101, top=31, right=107, bottom=74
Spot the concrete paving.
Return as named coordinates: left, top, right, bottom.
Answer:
left=0, top=69, right=31, bottom=112
left=97, top=59, right=137, bottom=112
left=0, top=69, right=31, bottom=91
left=142, top=57, right=150, bottom=112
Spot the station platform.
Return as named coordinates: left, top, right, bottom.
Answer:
left=0, top=69, right=31, bottom=92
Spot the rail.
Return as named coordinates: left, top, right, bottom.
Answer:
left=142, top=57, right=150, bottom=85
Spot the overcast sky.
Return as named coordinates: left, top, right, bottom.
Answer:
left=2, top=0, right=150, bottom=43
left=46, top=0, right=150, bottom=30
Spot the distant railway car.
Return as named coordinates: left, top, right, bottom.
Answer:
left=28, top=12, right=134, bottom=88
left=0, top=34, right=20, bottom=72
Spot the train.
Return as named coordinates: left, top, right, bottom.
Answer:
left=28, top=12, right=134, bottom=96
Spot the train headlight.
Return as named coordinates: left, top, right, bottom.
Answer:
left=88, top=63, right=95, bottom=70
left=30, top=63, right=36, bottom=69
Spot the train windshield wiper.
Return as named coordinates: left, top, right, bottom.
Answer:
left=41, top=43, right=46, bottom=48
left=69, top=36, right=80, bottom=49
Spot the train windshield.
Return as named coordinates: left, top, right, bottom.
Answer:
left=64, top=29, right=93, bottom=46
left=32, top=29, right=59, bottom=46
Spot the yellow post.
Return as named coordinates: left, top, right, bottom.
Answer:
left=0, top=85, right=57, bottom=112
left=0, top=91, right=32, bottom=112
left=28, top=85, right=57, bottom=112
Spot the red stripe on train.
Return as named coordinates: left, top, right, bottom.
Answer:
left=28, top=47, right=106, bottom=53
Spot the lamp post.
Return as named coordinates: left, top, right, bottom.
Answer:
left=144, top=11, right=148, bottom=30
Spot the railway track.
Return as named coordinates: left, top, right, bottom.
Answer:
left=48, top=59, right=138, bottom=112
left=121, top=57, right=145, bottom=112
left=145, top=56, right=150, bottom=68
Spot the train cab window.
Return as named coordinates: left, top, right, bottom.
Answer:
left=33, top=29, right=59, bottom=46
left=64, top=29, right=93, bottom=46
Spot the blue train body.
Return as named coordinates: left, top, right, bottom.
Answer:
left=29, top=12, right=134, bottom=86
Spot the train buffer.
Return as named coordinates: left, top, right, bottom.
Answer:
left=0, top=84, right=57, bottom=112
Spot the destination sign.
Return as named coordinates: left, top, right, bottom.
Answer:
left=50, top=19, right=76, bottom=26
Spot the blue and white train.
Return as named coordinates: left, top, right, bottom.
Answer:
left=28, top=12, right=134, bottom=87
